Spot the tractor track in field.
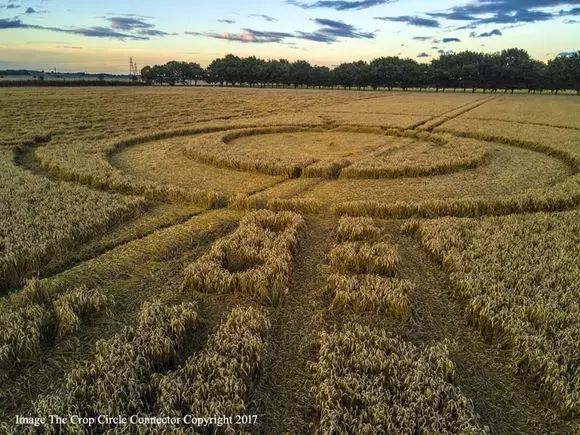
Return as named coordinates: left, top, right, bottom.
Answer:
left=38, top=206, right=209, bottom=280
left=461, top=116, right=580, bottom=131
left=252, top=215, right=335, bottom=434
left=411, top=95, right=500, bottom=131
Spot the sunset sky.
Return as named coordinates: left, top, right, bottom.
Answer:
left=1, top=0, right=578, bottom=73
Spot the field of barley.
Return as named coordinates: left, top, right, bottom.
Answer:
left=0, top=87, right=578, bottom=434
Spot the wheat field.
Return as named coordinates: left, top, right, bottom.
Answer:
left=0, top=87, right=578, bottom=434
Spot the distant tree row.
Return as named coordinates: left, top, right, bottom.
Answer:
left=141, top=49, right=579, bottom=94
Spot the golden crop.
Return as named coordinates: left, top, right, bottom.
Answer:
left=31, top=300, right=198, bottom=425
left=329, top=241, right=401, bottom=275
left=231, top=194, right=323, bottom=214
left=332, top=174, right=580, bottom=219
left=53, top=286, right=110, bottom=338
left=311, top=323, right=488, bottom=433
left=183, top=126, right=320, bottom=178
left=325, top=217, right=410, bottom=316
left=456, top=94, right=580, bottom=130
left=336, top=216, right=382, bottom=242
left=0, top=279, right=109, bottom=373
left=156, top=306, right=270, bottom=419
left=327, top=273, right=411, bottom=317
left=0, top=149, right=145, bottom=291
left=182, top=210, right=304, bottom=305
left=0, top=88, right=578, bottom=431
left=341, top=135, right=489, bottom=179
left=403, top=210, right=580, bottom=416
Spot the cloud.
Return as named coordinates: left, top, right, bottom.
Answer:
left=412, top=36, right=431, bottom=41
left=105, top=16, right=174, bottom=35
left=470, top=28, right=502, bottom=37
left=25, top=7, right=36, bottom=14
left=477, top=10, right=555, bottom=25
left=428, top=0, right=580, bottom=27
left=557, top=51, right=578, bottom=57
left=442, top=37, right=461, bottom=42
left=0, top=18, right=149, bottom=40
left=218, top=19, right=236, bottom=24
left=288, top=0, right=395, bottom=11
left=375, top=15, right=440, bottom=27
left=56, top=45, right=83, bottom=49
left=0, top=1, right=20, bottom=10
left=187, top=18, right=375, bottom=44
left=309, top=17, right=375, bottom=38
left=51, top=26, right=150, bottom=40
left=0, top=18, right=25, bottom=29
left=417, top=52, right=430, bottom=58
left=0, top=15, right=173, bottom=39
left=138, top=29, right=175, bottom=36
left=563, top=7, right=580, bottom=15
left=249, top=14, right=278, bottom=22
left=107, top=16, right=154, bottom=31
left=185, top=29, right=293, bottom=43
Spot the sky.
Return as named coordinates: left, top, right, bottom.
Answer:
left=0, top=0, right=578, bottom=73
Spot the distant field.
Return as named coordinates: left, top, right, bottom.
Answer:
left=0, top=87, right=578, bottom=433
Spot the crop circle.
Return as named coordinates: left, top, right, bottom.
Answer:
left=177, top=125, right=490, bottom=179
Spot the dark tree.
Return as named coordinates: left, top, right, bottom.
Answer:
left=142, top=49, right=579, bottom=94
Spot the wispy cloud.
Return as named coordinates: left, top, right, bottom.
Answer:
left=0, top=16, right=172, bottom=40
left=375, top=16, right=440, bottom=27
left=107, top=16, right=154, bottom=31
left=417, top=52, right=430, bottom=58
left=288, top=0, right=396, bottom=11
left=187, top=18, right=375, bottom=44
left=249, top=14, right=278, bottom=22
left=302, top=18, right=375, bottom=40
left=1, top=2, right=46, bottom=15
left=442, top=37, right=461, bottom=42
left=185, top=29, right=293, bottom=43
left=218, top=19, right=236, bottom=24
left=0, top=1, right=20, bottom=10
left=470, top=28, right=502, bottom=37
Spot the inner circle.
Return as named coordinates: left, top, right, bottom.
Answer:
left=225, top=130, right=403, bottom=161
left=182, top=126, right=490, bottom=179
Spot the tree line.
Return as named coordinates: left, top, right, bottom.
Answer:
left=141, top=49, right=579, bottom=94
